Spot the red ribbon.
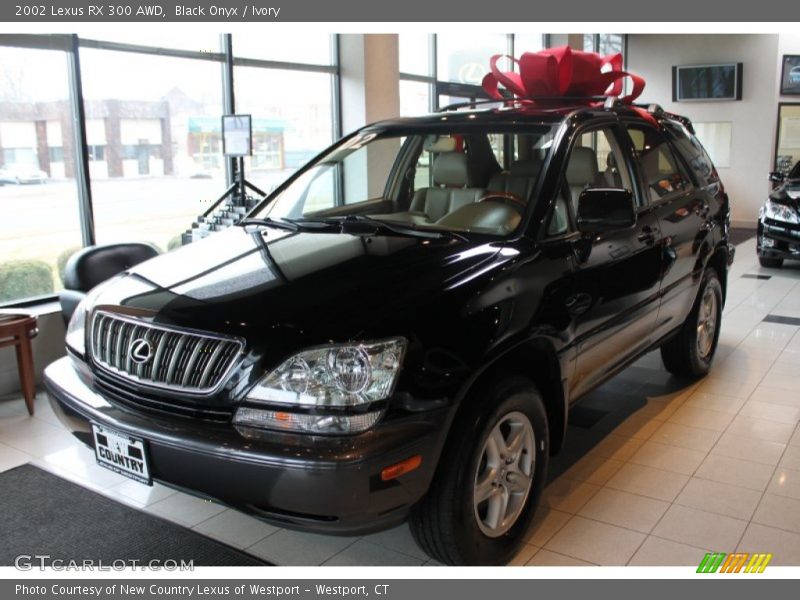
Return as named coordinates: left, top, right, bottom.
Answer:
left=481, top=46, right=646, bottom=106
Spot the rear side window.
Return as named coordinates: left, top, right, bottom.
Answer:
left=626, top=125, right=691, bottom=203
left=663, top=121, right=719, bottom=186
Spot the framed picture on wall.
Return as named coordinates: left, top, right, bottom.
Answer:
left=780, top=55, right=800, bottom=95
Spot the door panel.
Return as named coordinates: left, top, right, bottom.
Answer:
left=568, top=209, right=663, bottom=398
left=563, top=126, right=663, bottom=399
left=625, top=124, right=706, bottom=336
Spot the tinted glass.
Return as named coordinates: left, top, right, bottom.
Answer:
left=663, top=120, right=718, bottom=186
left=627, top=125, right=691, bottom=202
left=255, top=125, right=558, bottom=238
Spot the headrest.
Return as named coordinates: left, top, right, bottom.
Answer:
left=567, top=147, right=599, bottom=187
left=423, top=135, right=458, bottom=153
left=433, top=152, right=469, bottom=187
left=606, top=152, right=617, bottom=169
left=510, top=159, right=541, bottom=178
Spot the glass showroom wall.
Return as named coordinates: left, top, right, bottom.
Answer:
left=0, top=33, right=339, bottom=305
left=0, top=44, right=84, bottom=303
left=78, top=46, right=227, bottom=252
left=398, top=34, right=547, bottom=117
left=232, top=33, right=337, bottom=195
left=79, top=34, right=337, bottom=253
left=399, top=33, right=433, bottom=117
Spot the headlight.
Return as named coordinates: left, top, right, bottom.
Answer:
left=64, top=277, right=120, bottom=357
left=763, top=200, right=800, bottom=224
left=65, top=298, right=88, bottom=356
left=233, top=338, right=406, bottom=435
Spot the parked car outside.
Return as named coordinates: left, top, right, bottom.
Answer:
left=758, top=160, right=800, bottom=268
left=45, top=99, right=733, bottom=565
left=0, top=163, right=48, bottom=185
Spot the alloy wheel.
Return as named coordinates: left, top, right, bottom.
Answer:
left=473, top=411, right=535, bottom=537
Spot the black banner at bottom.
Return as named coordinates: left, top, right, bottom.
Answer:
left=2, top=579, right=797, bottom=600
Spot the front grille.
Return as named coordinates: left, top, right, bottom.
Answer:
left=93, top=371, right=234, bottom=423
left=89, top=310, right=243, bottom=395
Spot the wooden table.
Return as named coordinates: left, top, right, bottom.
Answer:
left=0, top=313, right=38, bottom=415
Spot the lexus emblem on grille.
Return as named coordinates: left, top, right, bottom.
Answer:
left=129, top=338, right=153, bottom=364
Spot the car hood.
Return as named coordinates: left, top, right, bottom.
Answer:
left=94, top=225, right=506, bottom=342
left=769, top=179, right=800, bottom=206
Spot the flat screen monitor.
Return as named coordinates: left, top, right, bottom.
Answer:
left=672, top=63, right=743, bottom=102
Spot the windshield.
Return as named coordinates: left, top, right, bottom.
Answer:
left=251, top=123, right=559, bottom=237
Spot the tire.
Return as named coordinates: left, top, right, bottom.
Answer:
left=660, top=267, right=723, bottom=377
left=410, top=376, right=549, bottom=565
left=759, top=255, right=783, bottom=269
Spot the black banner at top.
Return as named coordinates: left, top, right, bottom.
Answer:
left=0, top=0, right=799, bottom=22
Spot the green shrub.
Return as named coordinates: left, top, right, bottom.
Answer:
left=56, top=246, right=82, bottom=285
left=0, top=259, right=54, bottom=303
left=167, top=234, right=184, bottom=251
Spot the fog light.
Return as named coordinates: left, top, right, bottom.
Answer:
left=233, top=406, right=380, bottom=435
left=761, top=236, right=776, bottom=248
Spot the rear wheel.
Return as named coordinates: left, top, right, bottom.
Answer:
left=758, top=255, right=783, bottom=269
left=661, top=268, right=722, bottom=377
left=410, top=376, right=549, bottom=565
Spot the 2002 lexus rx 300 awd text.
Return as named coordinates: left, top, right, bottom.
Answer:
left=45, top=99, right=733, bottom=565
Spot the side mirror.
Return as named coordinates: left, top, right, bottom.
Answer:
left=576, top=188, right=636, bottom=234
left=769, top=171, right=786, bottom=183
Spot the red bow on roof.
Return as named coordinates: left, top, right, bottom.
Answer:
left=481, top=45, right=646, bottom=105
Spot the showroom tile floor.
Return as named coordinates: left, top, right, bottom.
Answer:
left=2, top=237, right=800, bottom=566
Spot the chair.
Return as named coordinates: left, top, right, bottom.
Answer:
left=0, top=313, right=38, bottom=415
left=59, top=243, right=159, bottom=325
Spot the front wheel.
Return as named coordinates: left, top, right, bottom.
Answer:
left=661, top=268, right=723, bottom=377
left=410, top=376, right=549, bottom=565
left=759, top=255, right=783, bottom=269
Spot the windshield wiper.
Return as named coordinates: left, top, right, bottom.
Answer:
left=239, top=217, right=299, bottom=231
left=338, top=215, right=469, bottom=242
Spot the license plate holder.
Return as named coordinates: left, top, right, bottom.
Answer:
left=91, top=423, right=152, bottom=485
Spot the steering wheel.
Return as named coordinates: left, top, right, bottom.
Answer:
left=478, top=191, right=527, bottom=212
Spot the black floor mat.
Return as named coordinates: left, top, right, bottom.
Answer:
left=730, top=227, right=756, bottom=246
left=0, top=464, right=270, bottom=566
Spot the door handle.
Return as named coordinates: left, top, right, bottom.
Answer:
left=637, top=225, right=659, bottom=245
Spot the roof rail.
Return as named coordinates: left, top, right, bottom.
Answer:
left=436, top=95, right=614, bottom=113
left=630, top=102, right=695, bottom=133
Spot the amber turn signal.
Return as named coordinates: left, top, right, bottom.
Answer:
left=381, top=455, right=422, bottom=481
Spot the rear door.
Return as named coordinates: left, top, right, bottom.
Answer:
left=622, top=122, right=707, bottom=336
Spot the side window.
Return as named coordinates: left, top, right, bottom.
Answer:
left=627, top=125, right=692, bottom=203
left=545, top=127, right=633, bottom=236
left=546, top=195, right=570, bottom=236
left=565, top=127, right=634, bottom=213
left=663, top=121, right=718, bottom=186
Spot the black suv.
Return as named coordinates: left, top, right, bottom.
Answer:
left=758, top=160, right=800, bottom=268
left=45, top=100, right=733, bottom=565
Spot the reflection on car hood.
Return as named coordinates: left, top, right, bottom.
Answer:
left=96, top=226, right=505, bottom=339
left=770, top=179, right=800, bottom=205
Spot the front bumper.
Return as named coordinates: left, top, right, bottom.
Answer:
left=758, top=217, right=800, bottom=260
left=44, top=357, right=450, bottom=535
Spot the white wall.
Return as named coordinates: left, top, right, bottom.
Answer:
left=627, top=34, right=779, bottom=227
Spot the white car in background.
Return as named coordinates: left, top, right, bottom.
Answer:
left=0, top=163, right=48, bottom=185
